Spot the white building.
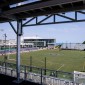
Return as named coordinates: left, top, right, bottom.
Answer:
left=0, top=37, right=56, bottom=49
left=21, top=36, right=56, bottom=48
left=61, top=43, right=85, bottom=50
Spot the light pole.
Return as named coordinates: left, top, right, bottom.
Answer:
left=36, top=35, right=37, bottom=48
left=4, top=33, right=7, bottom=62
left=8, top=39, right=11, bottom=59
left=0, top=29, right=4, bottom=51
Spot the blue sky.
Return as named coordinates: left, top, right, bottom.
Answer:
left=0, top=21, right=85, bottom=43
left=0, top=10, right=85, bottom=43
left=0, top=0, right=84, bottom=43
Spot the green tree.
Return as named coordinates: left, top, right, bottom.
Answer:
left=83, top=41, right=85, bottom=44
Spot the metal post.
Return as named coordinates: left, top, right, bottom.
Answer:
left=3, top=34, right=7, bottom=74
left=8, top=40, right=10, bottom=59
left=56, top=71, right=58, bottom=77
left=44, top=57, right=46, bottom=75
left=41, top=68, right=43, bottom=85
left=16, top=32, right=20, bottom=82
left=36, top=35, right=37, bottom=48
left=24, top=66, right=27, bottom=80
left=16, top=20, right=22, bottom=83
left=4, top=33, right=7, bottom=62
left=30, top=56, right=32, bottom=72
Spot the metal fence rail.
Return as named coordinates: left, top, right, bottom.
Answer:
left=0, top=61, right=83, bottom=85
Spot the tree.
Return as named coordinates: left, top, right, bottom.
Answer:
left=83, top=41, right=85, bottom=44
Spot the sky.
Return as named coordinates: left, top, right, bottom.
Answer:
left=0, top=13, right=85, bottom=43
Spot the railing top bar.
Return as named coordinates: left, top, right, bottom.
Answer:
left=0, top=61, right=72, bottom=74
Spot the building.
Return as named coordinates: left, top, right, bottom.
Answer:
left=0, top=39, right=16, bottom=50
left=21, top=37, right=56, bottom=49
left=61, top=43, right=85, bottom=50
left=0, top=37, right=56, bottom=49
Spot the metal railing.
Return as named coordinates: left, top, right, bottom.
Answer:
left=0, top=61, right=82, bottom=85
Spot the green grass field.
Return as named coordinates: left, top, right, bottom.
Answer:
left=0, top=49, right=85, bottom=72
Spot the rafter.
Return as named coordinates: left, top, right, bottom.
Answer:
left=23, top=17, right=36, bottom=26
left=22, top=11, right=85, bottom=27
left=8, top=21, right=17, bottom=34
left=37, top=15, right=53, bottom=24
left=23, top=19, right=85, bottom=27
left=56, top=14, right=75, bottom=21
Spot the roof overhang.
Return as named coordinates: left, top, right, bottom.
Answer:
left=0, top=0, right=85, bottom=23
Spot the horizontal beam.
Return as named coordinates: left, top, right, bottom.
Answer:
left=23, top=19, right=85, bottom=27
left=1, top=0, right=83, bottom=16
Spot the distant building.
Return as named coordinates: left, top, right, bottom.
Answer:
left=0, top=39, right=16, bottom=50
left=21, top=37, right=56, bottom=49
left=0, top=37, right=56, bottom=49
left=61, top=43, right=85, bottom=50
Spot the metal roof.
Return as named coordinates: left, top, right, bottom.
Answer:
left=0, top=0, right=85, bottom=23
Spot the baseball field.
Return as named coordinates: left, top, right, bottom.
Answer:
left=0, top=49, right=85, bottom=72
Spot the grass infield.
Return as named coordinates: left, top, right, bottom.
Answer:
left=0, top=49, right=85, bottom=72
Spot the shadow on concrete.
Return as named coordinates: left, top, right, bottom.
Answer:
left=0, top=74, right=41, bottom=85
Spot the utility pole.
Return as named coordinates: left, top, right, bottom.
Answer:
left=4, top=33, right=7, bottom=62
left=0, top=29, right=4, bottom=51
left=36, top=35, right=37, bottom=48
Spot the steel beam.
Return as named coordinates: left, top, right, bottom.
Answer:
left=37, top=15, right=53, bottom=24
left=22, top=17, right=36, bottom=26
left=9, top=22, right=17, bottom=34
left=56, top=14, right=75, bottom=21
left=22, top=11, right=85, bottom=27
left=23, top=19, right=85, bottom=27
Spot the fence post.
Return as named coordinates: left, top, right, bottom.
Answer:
left=44, top=57, right=46, bottom=75
left=56, top=71, right=58, bottom=77
left=41, top=68, right=43, bottom=85
left=5, top=62, right=7, bottom=74
left=11, top=69, right=13, bottom=77
left=30, top=56, right=32, bottom=72
left=24, top=66, right=27, bottom=80
left=72, top=72, right=75, bottom=85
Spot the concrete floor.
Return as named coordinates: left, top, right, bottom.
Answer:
left=0, top=73, right=41, bottom=85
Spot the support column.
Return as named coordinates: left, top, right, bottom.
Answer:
left=16, top=33, right=21, bottom=82
left=16, top=19, right=22, bottom=83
